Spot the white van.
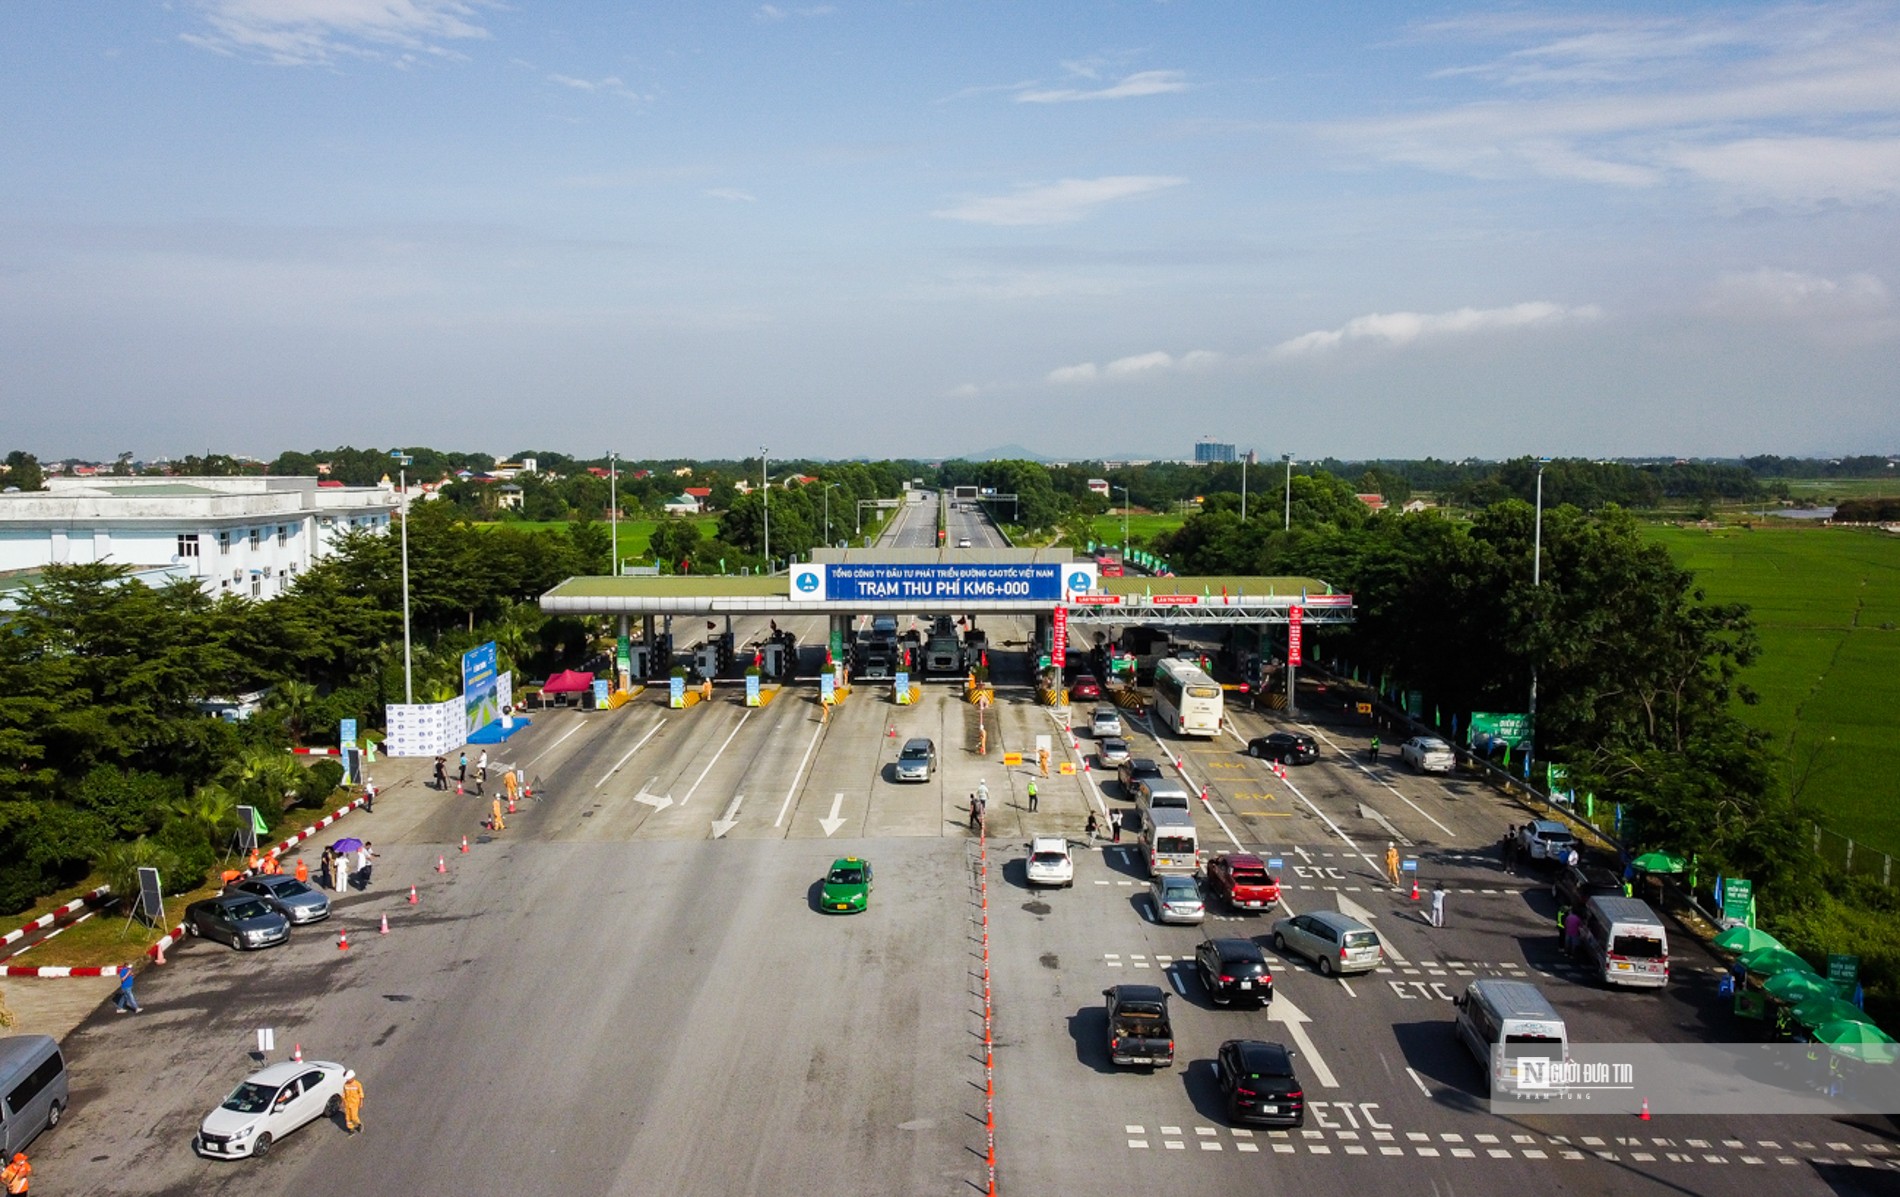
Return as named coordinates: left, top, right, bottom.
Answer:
left=1140, top=808, right=1200, bottom=876
left=1133, top=779, right=1193, bottom=831
left=1452, top=979, right=1567, bottom=1096
left=1580, top=896, right=1670, bottom=988
left=0, top=1035, right=69, bottom=1155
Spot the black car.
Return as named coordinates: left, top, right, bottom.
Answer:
left=184, top=894, right=291, bottom=951
left=1195, top=938, right=1274, bottom=1007
left=1552, top=862, right=1625, bottom=911
left=1116, top=757, right=1165, bottom=797
left=1214, top=1039, right=1305, bottom=1126
left=1247, top=732, right=1319, bottom=765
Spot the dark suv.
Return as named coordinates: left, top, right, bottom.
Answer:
left=1552, top=862, right=1624, bottom=911
left=1246, top=732, right=1318, bottom=764
left=1214, top=1039, right=1305, bottom=1126
left=1195, top=938, right=1274, bottom=1007
left=1117, top=757, right=1165, bottom=796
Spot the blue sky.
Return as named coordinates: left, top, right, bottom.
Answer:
left=3, top=2, right=1897, bottom=461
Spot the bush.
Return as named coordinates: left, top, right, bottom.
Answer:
left=97, top=836, right=187, bottom=907
left=1765, top=880, right=1900, bottom=1026
left=72, top=768, right=181, bottom=839
left=292, top=758, right=346, bottom=809
left=0, top=802, right=106, bottom=915
left=152, top=818, right=218, bottom=895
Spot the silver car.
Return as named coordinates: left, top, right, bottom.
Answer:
left=1149, top=874, right=1206, bottom=925
left=1090, top=707, right=1123, bottom=738
left=1096, top=737, right=1130, bottom=768
left=1271, top=910, right=1383, bottom=976
left=229, top=875, right=331, bottom=925
left=894, top=737, right=936, bottom=782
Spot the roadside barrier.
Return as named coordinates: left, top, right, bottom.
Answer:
left=977, top=812, right=998, bottom=1196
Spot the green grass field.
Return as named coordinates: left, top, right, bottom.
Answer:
left=1644, top=524, right=1900, bottom=857
left=1089, top=513, right=1188, bottom=550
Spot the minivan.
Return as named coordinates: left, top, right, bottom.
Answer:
left=1134, top=779, right=1192, bottom=830
left=1452, top=979, right=1568, bottom=1096
left=1139, top=808, right=1200, bottom=876
left=1270, top=911, right=1383, bottom=976
left=0, top=1035, right=69, bottom=1155
left=1580, top=896, right=1670, bottom=988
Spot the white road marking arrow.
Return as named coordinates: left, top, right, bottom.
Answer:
left=819, top=792, right=847, bottom=837
left=634, top=779, right=673, bottom=811
left=1336, top=892, right=1407, bottom=965
left=711, top=793, right=744, bottom=839
left=1266, top=995, right=1338, bottom=1088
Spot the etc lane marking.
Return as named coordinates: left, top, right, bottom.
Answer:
left=678, top=709, right=754, bottom=806
left=1300, top=722, right=1456, bottom=839
left=1279, top=770, right=1384, bottom=878
left=595, top=720, right=666, bottom=789
left=774, top=718, right=828, bottom=828
left=526, top=719, right=588, bottom=768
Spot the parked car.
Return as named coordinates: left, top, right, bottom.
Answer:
left=183, top=895, right=290, bottom=951
left=195, top=1060, right=348, bottom=1159
left=1246, top=732, right=1318, bottom=764
left=1552, top=862, right=1625, bottom=910
left=1214, top=1039, right=1305, bottom=1126
left=1149, top=873, right=1206, bottom=924
left=1096, top=737, right=1131, bottom=768
left=226, top=875, right=330, bottom=925
left=1202, top=853, right=1281, bottom=912
left=1519, top=820, right=1577, bottom=862
left=1398, top=736, right=1456, bottom=773
left=1090, top=707, right=1123, bottom=738
left=1070, top=674, right=1101, bottom=700
left=1025, top=836, right=1074, bottom=888
left=1271, top=910, right=1383, bottom=976
left=893, top=737, right=936, bottom=782
left=1195, top=938, right=1273, bottom=1006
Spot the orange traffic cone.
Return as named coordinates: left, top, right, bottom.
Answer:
left=461, top=835, right=469, bottom=853
left=507, top=797, right=516, bottom=814
left=153, top=941, right=167, bottom=965
left=292, top=1043, right=302, bottom=1062
left=1639, top=1098, right=1651, bottom=1121
left=435, top=855, right=447, bottom=873
left=1410, top=875, right=1420, bottom=901
left=409, top=884, right=419, bottom=904
left=456, top=782, right=464, bottom=795
left=379, top=913, right=390, bottom=935
left=337, top=929, right=350, bottom=951
left=1200, top=787, right=1208, bottom=802
left=523, top=783, right=532, bottom=798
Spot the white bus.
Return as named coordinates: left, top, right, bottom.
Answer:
left=1152, top=657, right=1224, bottom=737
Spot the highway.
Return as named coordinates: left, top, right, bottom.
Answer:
left=29, top=498, right=1896, bottom=1196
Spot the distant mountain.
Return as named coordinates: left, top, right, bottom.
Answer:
left=947, top=443, right=1052, bottom=463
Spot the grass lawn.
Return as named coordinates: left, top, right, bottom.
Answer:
left=1089, top=513, right=1188, bottom=549
left=1644, top=523, right=1900, bottom=857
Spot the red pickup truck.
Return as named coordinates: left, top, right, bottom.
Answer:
left=1204, top=853, right=1281, bottom=913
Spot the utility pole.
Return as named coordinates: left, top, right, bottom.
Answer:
left=391, top=452, right=414, bottom=704
left=1282, top=453, right=1294, bottom=531
left=760, top=447, right=770, bottom=573
left=1240, top=454, right=1248, bottom=522
left=609, top=450, right=618, bottom=576
left=1528, top=459, right=1549, bottom=761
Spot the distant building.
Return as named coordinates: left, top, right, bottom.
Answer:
left=1355, top=493, right=1388, bottom=512
left=663, top=493, right=701, bottom=515
left=496, top=484, right=524, bottom=511
left=0, top=475, right=395, bottom=602
left=1194, top=440, right=1237, bottom=464
left=1087, top=478, right=1110, bottom=496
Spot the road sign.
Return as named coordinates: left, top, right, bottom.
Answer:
left=1267, top=858, right=1285, bottom=871
left=1072, top=594, right=1122, bottom=605
left=1288, top=605, right=1303, bottom=666
left=1052, top=603, right=1067, bottom=667
left=788, top=562, right=1096, bottom=604
left=1002, top=752, right=1022, bottom=766
left=1827, top=953, right=1860, bottom=997
left=1401, top=858, right=1418, bottom=872
left=1356, top=702, right=1372, bottom=715
left=1150, top=594, right=1198, bottom=605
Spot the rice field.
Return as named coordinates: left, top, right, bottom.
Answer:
left=1644, top=523, right=1900, bottom=857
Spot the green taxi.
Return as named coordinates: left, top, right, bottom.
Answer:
left=821, top=857, right=873, bottom=913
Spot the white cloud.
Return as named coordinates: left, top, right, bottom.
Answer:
left=1707, top=268, right=1889, bottom=314
left=1046, top=349, right=1223, bottom=385
left=1669, top=137, right=1900, bottom=206
left=1105, top=351, right=1174, bottom=375
left=1046, top=362, right=1098, bottom=384
left=934, top=176, right=1185, bottom=226
left=1017, top=70, right=1188, bottom=104
left=1272, top=302, right=1602, bottom=357
left=180, top=0, right=493, bottom=66
left=703, top=188, right=758, bottom=203
left=755, top=4, right=834, bottom=21
left=547, top=74, right=645, bottom=102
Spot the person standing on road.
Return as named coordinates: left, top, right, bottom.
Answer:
left=320, top=846, right=336, bottom=891
left=294, top=855, right=309, bottom=885
left=1429, top=882, right=1447, bottom=928
left=504, top=768, right=520, bottom=804
left=3, top=1151, right=30, bottom=1194
left=1026, top=780, right=1038, bottom=812
left=1085, top=811, right=1100, bottom=844
left=1111, top=810, right=1123, bottom=844
left=477, top=750, right=488, bottom=784
left=977, top=778, right=989, bottom=808
left=1503, top=827, right=1518, bottom=873
left=341, top=1071, right=365, bottom=1135
left=354, top=843, right=376, bottom=889
left=1562, top=909, right=1583, bottom=957
left=458, top=752, right=468, bottom=784
left=491, top=796, right=506, bottom=832
left=433, top=756, right=448, bottom=790
left=111, top=963, right=140, bottom=1014
left=1385, top=843, right=1401, bottom=887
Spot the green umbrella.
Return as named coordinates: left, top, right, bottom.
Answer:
left=1792, top=995, right=1872, bottom=1030
left=1740, top=946, right=1816, bottom=979
left=1814, top=1020, right=1898, bottom=1064
left=1763, top=970, right=1836, bottom=1005
left=1712, top=925, right=1781, bottom=955
left=1631, top=851, right=1687, bottom=873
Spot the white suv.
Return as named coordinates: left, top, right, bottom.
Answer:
left=1025, top=835, right=1074, bottom=888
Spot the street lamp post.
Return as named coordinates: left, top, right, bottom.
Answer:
left=1240, top=455, right=1248, bottom=522
left=824, top=482, right=840, bottom=548
left=390, top=452, right=414, bottom=704
left=608, top=450, right=618, bottom=576
left=1282, top=454, right=1293, bottom=531
left=1115, top=485, right=1130, bottom=552
left=1528, top=459, right=1550, bottom=761
left=760, top=447, right=770, bottom=573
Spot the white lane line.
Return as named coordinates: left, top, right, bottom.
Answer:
left=595, top=720, right=665, bottom=789
left=1279, top=770, right=1384, bottom=877
left=1300, top=722, right=1456, bottom=839
left=1338, top=977, right=1356, bottom=999
left=774, top=717, right=828, bottom=828
left=710, top=793, right=744, bottom=839
left=1167, top=754, right=1245, bottom=851
left=1044, top=708, right=1109, bottom=817
left=527, top=719, right=587, bottom=767
left=1407, top=1067, right=1433, bottom=1098
left=678, top=709, right=753, bottom=806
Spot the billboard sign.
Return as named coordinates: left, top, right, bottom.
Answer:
left=1051, top=605, right=1067, bottom=668
left=1468, top=711, right=1532, bottom=750
left=462, top=642, right=500, bottom=737
left=789, top=563, right=1096, bottom=604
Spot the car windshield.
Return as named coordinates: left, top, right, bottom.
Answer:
left=222, top=1082, right=277, bottom=1114
left=1156, top=836, right=1195, bottom=854
left=273, top=881, right=315, bottom=898
left=1612, top=934, right=1666, bottom=959
left=226, top=899, right=271, bottom=920
left=828, top=867, right=865, bottom=885
left=1032, top=852, right=1067, bottom=864
left=899, top=747, right=929, bottom=760
left=1102, top=739, right=1126, bottom=752
left=1160, top=878, right=1199, bottom=898
left=1343, top=931, right=1380, bottom=949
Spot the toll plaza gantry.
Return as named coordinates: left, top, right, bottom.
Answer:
left=537, top=547, right=1353, bottom=712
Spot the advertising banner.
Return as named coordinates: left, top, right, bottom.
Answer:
left=1051, top=604, right=1067, bottom=667
left=1287, top=605, right=1303, bottom=666
left=592, top=679, right=611, bottom=709
left=790, top=562, right=1097, bottom=604
left=1468, top=711, right=1532, bottom=750
left=1827, top=953, right=1860, bottom=997
left=746, top=674, right=761, bottom=707
left=339, top=718, right=358, bottom=749
left=669, top=675, right=686, bottom=709
left=384, top=698, right=462, bottom=757
left=462, top=642, right=500, bottom=738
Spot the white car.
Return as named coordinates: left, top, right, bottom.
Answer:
left=196, top=1060, right=348, bottom=1159
left=1090, top=707, right=1123, bottom=738
left=956, top=538, right=972, bottom=548
left=1025, top=835, right=1074, bottom=888
left=1398, top=736, right=1455, bottom=773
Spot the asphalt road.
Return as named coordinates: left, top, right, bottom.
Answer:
left=28, top=601, right=1898, bottom=1196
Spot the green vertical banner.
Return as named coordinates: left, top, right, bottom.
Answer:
left=829, top=628, right=846, bottom=666
left=1826, top=954, right=1860, bottom=998
left=1546, top=763, right=1568, bottom=803
left=616, top=634, right=631, bottom=687
left=1405, top=689, right=1423, bottom=718
left=1721, top=878, right=1753, bottom=926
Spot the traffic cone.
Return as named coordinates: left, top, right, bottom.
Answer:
left=507, top=796, right=516, bottom=814
left=1200, top=786, right=1208, bottom=802
left=1410, top=875, right=1419, bottom=901
left=409, top=884, right=419, bottom=903
left=337, top=928, right=350, bottom=951
left=153, top=940, right=166, bottom=965
left=523, top=783, right=532, bottom=798
left=379, top=913, right=389, bottom=935
left=461, top=835, right=469, bottom=853
left=1639, top=1098, right=1651, bottom=1121
left=435, top=855, right=447, bottom=873
left=292, top=1043, right=302, bottom=1063
left=456, top=782, right=463, bottom=795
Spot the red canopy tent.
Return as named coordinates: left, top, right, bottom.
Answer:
left=541, top=670, right=596, bottom=694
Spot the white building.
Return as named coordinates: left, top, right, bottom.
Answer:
left=0, top=476, right=397, bottom=601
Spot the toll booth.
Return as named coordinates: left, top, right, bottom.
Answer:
left=626, top=643, right=653, bottom=680
left=759, top=636, right=796, bottom=680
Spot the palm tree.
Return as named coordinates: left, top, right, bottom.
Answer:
left=264, top=679, right=317, bottom=744
left=169, top=783, right=238, bottom=848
